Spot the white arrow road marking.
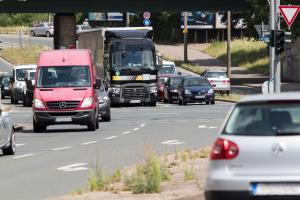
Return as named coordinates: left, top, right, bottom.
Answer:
left=105, top=136, right=118, bottom=140
left=198, top=125, right=207, bottom=128
left=121, top=131, right=131, bottom=135
left=161, top=140, right=185, bottom=145
left=140, top=123, right=146, bottom=128
left=13, top=154, right=34, bottom=159
left=133, top=128, right=140, bottom=131
left=81, top=141, right=98, bottom=146
left=57, top=163, right=88, bottom=172
left=52, top=146, right=72, bottom=151
left=16, top=143, right=25, bottom=147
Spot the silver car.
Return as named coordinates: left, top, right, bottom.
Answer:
left=0, top=108, right=16, bottom=155
left=202, top=70, right=230, bottom=95
left=205, top=92, right=300, bottom=200
left=30, top=22, right=54, bottom=37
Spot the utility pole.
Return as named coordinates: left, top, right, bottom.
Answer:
left=126, top=12, right=130, bottom=27
left=227, top=11, right=231, bottom=79
left=274, top=0, right=281, bottom=93
left=269, top=0, right=276, bottom=94
left=184, top=12, right=188, bottom=63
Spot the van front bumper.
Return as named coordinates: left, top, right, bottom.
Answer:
left=33, top=110, right=95, bottom=126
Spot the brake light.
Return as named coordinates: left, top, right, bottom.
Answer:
left=209, top=80, right=215, bottom=83
left=210, top=138, right=239, bottom=160
left=222, top=80, right=230, bottom=84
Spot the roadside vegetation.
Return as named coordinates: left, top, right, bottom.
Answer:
left=0, top=45, right=48, bottom=65
left=163, top=56, right=204, bottom=75
left=215, top=93, right=244, bottom=102
left=0, top=26, right=29, bottom=34
left=203, top=38, right=269, bottom=74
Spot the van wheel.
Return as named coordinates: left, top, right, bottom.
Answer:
left=46, top=31, right=51, bottom=38
left=2, top=129, right=16, bottom=155
left=24, top=94, right=32, bottom=107
left=96, top=115, right=99, bottom=129
left=11, top=96, right=18, bottom=104
left=33, top=118, right=46, bottom=133
left=87, top=115, right=96, bottom=131
left=178, top=98, right=182, bottom=105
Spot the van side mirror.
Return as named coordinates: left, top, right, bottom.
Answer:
left=94, top=78, right=101, bottom=89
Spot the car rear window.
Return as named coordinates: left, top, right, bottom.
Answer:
left=184, top=78, right=210, bottom=87
left=224, top=102, right=300, bottom=136
left=208, top=72, right=227, bottom=78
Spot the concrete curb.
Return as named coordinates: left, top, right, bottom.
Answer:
left=215, top=98, right=238, bottom=103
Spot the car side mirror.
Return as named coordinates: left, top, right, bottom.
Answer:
left=177, top=72, right=182, bottom=76
left=94, top=78, right=101, bottom=89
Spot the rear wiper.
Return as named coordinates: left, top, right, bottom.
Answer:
left=273, top=127, right=300, bottom=136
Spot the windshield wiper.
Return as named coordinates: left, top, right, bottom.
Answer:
left=273, top=126, right=300, bottom=136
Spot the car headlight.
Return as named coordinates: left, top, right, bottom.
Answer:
left=4, top=86, right=9, bottom=90
left=98, top=96, right=109, bottom=103
left=150, top=86, right=157, bottom=94
left=208, top=89, right=214, bottom=94
left=170, top=89, right=178, bottom=93
left=33, top=98, right=45, bottom=109
left=16, top=82, right=23, bottom=88
left=111, top=87, right=121, bottom=94
left=185, top=89, right=191, bottom=95
left=81, top=97, right=93, bottom=108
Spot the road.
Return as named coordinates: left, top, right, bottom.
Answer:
left=0, top=34, right=53, bottom=48
left=0, top=98, right=233, bottom=200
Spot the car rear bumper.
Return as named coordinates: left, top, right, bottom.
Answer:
left=33, top=110, right=95, bottom=126
left=205, top=191, right=300, bottom=200
left=213, top=86, right=230, bottom=91
left=184, top=94, right=214, bottom=103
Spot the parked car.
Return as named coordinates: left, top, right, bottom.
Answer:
left=0, top=108, right=16, bottom=155
left=178, top=77, right=215, bottom=105
left=201, top=69, right=230, bottom=95
left=205, top=92, right=300, bottom=200
left=1, top=74, right=12, bottom=99
left=30, top=22, right=54, bottom=37
left=98, top=80, right=111, bottom=122
left=33, top=49, right=100, bottom=132
left=163, top=75, right=186, bottom=103
left=76, top=25, right=91, bottom=35
left=23, top=69, right=36, bottom=107
left=157, top=76, right=168, bottom=102
left=11, top=65, right=37, bottom=104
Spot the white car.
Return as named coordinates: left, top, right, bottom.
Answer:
left=0, top=108, right=16, bottom=155
left=159, top=60, right=179, bottom=75
left=202, top=70, right=230, bottom=95
left=11, top=65, right=37, bottom=104
left=30, top=22, right=54, bottom=37
left=205, top=92, right=300, bottom=200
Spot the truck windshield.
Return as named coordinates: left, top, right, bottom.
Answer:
left=111, top=46, right=155, bottom=71
left=36, top=66, right=91, bottom=88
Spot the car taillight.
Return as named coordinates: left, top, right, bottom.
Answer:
left=209, top=80, right=215, bottom=83
left=222, top=80, right=230, bottom=84
left=210, top=138, right=239, bottom=160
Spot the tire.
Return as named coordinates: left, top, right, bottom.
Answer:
left=182, top=99, right=187, bottom=105
left=46, top=31, right=51, bottom=38
left=11, top=95, right=18, bottom=104
left=178, top=98, right=182, bottom=105
left=30, top=30, right=35, bottom=37
left=206, top=101, right=209, bottom=105
left=1, top=93, right=4, bottom=99
left=102, top=111, right=111, bottom=122
left=149, top=102, right=156, bottom=107
left=211, top=100, right=215, bottom=105
left=2, top=128, right=16, bottom=155
left=33, top=117, right=46, bottom=133
left=24, top=94, right=32, bottom=107
left=96, top=115, right=99, bottom=129
left=87, top=115, right=96, bottom=131
left=226, top=91, right=230, bottom=96
left=163, top=99, right=168, bottom=103
left=23, top=94, right=26, bottom=106
left=168, top=99, right=173, bottom=104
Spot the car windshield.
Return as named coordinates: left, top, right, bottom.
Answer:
left=158, top=67, right=175, bottom=75
left=29, top=72, right=35, bottom=80
left=16, top=68, right=32, bottom=81
left=184, top=78, right=210, bottom=87
left=36, top=66, right=91, bottom=88
left=224, top=102, right=300, bottom=136
left=170, top=77, right=183, bottom=86
left=207, top=72, right=227, bottom=78
left=2, top=77, right=10, bottom=85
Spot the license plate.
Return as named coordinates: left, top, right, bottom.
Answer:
left=130, top=100, right=141, bottom=104
left=195, top=95, right=205, bottom=99
left=55, top=117, right=72, bottom=122
left=252, top=183, right=300, bottom=196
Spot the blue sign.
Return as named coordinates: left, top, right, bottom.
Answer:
left=143, top=19, right=151, bottom=26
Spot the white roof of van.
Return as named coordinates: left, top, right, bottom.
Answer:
left=14, top=64, right=37, bottom=69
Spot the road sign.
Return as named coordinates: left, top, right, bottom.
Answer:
left=143, top=12, right=151, bottom=19
left=143, top=19, right=151, bottom=26
left=278, top=5, right=300, bottom=28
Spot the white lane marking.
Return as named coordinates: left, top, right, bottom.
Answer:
left=81, top=141, right=98, bottom=146
left=13, top=154, right=34, bottom=159
left=57, top=163, right=88, bottom=172
left=105, top=136, right=118, bottom=140
left=121, top=131, right=131, bottom=135
left=209, top=126, right=219, bottom=129
left=162, top=140, right=179, bottom=144
left=52, top=146, right=72, bottom=151
left=16, top=143, right=25, bottom=147
left=140, top=123, right=146, bottom=128
left=198, top=125, right=207, bottom=129
left=169, top=142, right=185, bottom=145
left=133, top=128, right=140, bottom=131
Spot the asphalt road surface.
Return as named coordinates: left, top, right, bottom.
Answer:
left=0, top=33, right=53, bottom=48
left=0, top=98, right=233, bottom=200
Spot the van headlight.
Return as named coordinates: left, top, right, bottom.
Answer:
left=33, top=98, right=45, bottom=109
left=208, top=89, right=214, bottom=94
left=111, top=87, right=121, bottom=94
left=81, top=97, right=93, bottom=108
left=16, top=82, right=23, bottom=88
left=150, top=86, right=157, bottom=94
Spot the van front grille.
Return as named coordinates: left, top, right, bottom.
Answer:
left=46, top=101, right=80, bottom=109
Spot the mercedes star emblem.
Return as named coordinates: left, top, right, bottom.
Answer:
left=59, top=102, right=67, bottom=109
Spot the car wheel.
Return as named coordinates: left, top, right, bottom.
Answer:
left=178, top=98, right=182, bottom=105
left=149, top=102, right=156, bottom=107
left=102, top=110, right=111, bottom=122
left=2, top=128, right=16, bottom=155
left=182, top=99, right=187, bottom=105
left=226, top=91, right=230, bottom=96
left=33, top=117, right=46, bottom=133
left=1, top=93, right=4, bottom=99
left=206, top=101, right=209, bottom=105
left=211, top=100, right=215, bottom=105
left=30, top=30, right=35, bottom=37
left=163, top=99, right=168, bottom=103
left=10, top=96, right=14, bottom=104
left=168, top=99, right=173, bottom=104
left=96, top=114, right=99, bottom=129
left=22, top=94, right=26, bottom=106
left=46, top=31, right=51, bottom=38
left=25, top=94, right=32, bottom=107
left=87, top=115, right=96, bottom=131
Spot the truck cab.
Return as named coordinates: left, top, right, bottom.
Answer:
left=33, top=49, right=100, bottom=132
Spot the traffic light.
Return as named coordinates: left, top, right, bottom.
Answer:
left=275, top=30, right=285, bottom=55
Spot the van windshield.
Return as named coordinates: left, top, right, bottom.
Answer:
left=16, top=68, right=32, bottom=81
left=36, top=66, right=91, bottom=88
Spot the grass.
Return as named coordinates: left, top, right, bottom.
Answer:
left=184, top=165, right=196, bottom=181
left=215, top=93, right=244, bottom=102
left=203, top=38, right=269, bottom=74
left=0, top=26, right=29, bottom=34
left=0, top=45, right=48, bottom=65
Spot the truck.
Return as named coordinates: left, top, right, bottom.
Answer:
left=78, top=27, right=161, bottom=106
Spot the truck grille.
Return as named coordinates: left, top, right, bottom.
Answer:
left=46, top=101, right=80, bottom=109
left=123, top=87, right=147, bottom=98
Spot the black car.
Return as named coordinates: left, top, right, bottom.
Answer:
left=163, top=75, right=185, bottom=103
left=1, top=75, right=12, bottom=99
left=97, top=81, right=111, bottom=122
left=178, top=77, right=215, bottom=105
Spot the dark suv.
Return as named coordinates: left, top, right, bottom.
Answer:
left=1, top=75, right=12, bottom=99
